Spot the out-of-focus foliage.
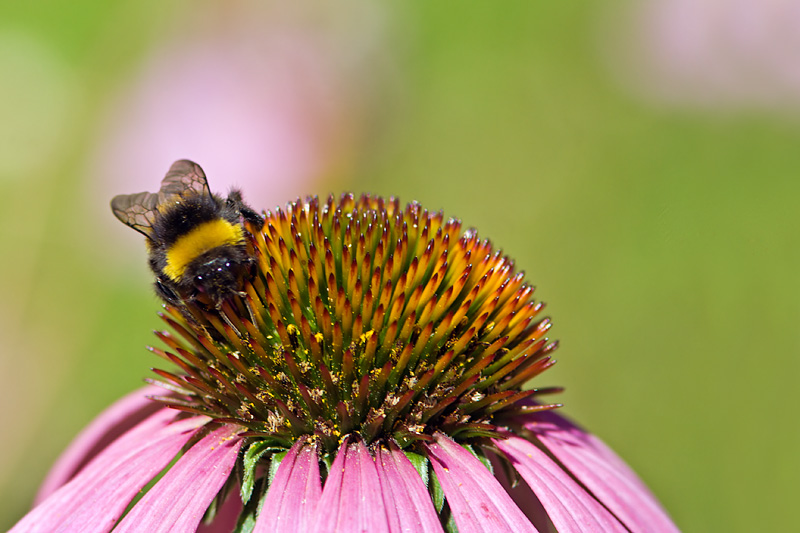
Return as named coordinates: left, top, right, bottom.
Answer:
left=1, top=1, right=798, bottom=531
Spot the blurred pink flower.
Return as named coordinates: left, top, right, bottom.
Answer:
left=91, top=3, right=385, bottom=205
left=606, top=0, right=800, bottom=111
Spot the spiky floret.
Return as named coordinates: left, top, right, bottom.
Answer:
left=149, top=194, right=561, bottom=453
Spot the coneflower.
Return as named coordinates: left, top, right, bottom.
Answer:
left=13, top=184, right=678, bottom=532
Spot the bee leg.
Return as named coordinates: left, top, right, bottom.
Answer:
left=240, top=204, right=264, bottom=229
left=154, top=278, right=181, bottom=306
left=226, top=189, right=264, bottom=230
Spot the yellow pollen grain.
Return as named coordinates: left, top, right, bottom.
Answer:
left=164, top=219, right=244, bottom=281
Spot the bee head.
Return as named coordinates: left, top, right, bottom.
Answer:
left=185, top=248, right=251, bottom=306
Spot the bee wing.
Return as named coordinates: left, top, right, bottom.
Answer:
left=110, top=190, right=163, bottom=239
left=110, top=160, right=211, bottom=239
left=158, top=159, right=211, bottom=201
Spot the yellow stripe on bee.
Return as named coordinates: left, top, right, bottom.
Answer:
left=164, top=219, right=244, bottom=281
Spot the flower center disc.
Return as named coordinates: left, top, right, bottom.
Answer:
left=152, top=194, right=559, bottom=452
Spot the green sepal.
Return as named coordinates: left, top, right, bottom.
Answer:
left=403, top=450, right=429, bottom=486
left=429, top=464, right=445, bottom=513
left=268, top=450, right=288, bottom=487
left=241, top=440, right=283, bottom=503
left=444, top=509, right=458, bottom=533
left=463, top=443, right=493, bottom=475
left=233, top=477, right=267, bottom=533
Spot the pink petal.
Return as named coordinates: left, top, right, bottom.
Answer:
left=311, top=437, right=391, bottom=533
left=374, top=443, right=444, bottom=533
left=494, top=435, right=627, bottom=532
left=425, top=433, right=538, bottom=533
left=255, top=439, right=321, bottom=532
left=524, top=410, right=679, bottom=533
left=196, top=488, right=243, bottom=533
left=35, top=385, right=164, bottom=503
left=11, top=409, right=207, bottom=533
left=489, top=453, right=554, bottom=533
left=114, top=424, right=244, bottom=533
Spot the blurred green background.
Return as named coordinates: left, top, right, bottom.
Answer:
left=2, top=1, right=798, bottom=531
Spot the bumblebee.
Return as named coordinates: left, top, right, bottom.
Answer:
left=111, top=159, right=263, bottom=307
